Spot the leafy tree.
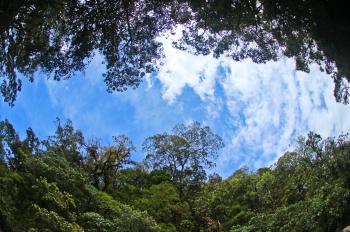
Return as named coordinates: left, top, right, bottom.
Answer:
left=22, top=127, right=41, bottom=155
left=85, top=135, right=135, bottom=191
left=0, top=0, right=175, bottom=105
left=0, top=150, right=159, bottom=232
left=174, top=0, right=350, bottom=103
left=231, top=133, right=350, bottom=231
left=2, top=119, right=350, bottom=231
left=0, top=119, right=20, bottom=162
left=0, top=119, right=160, bottom=231
left=111, top=167, right=173, bottom=204
left=133, top=182, right=192, bottom=232
left=2, top=0, right=350, bottom=106
left=110, top=165, right=149, bottom=203
left=43, top=118, right=85, bottom=166
left=143, top=121, right=224, bottom=197
left=195, top=168, right=258, bottom=231
left=0, top=119, right=32, bottom=170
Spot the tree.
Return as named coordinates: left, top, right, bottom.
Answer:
left=0, top=120, right=40, bottom=170
left=22, top=128, right=41, bottom=155
left=3, top=118, right=350, bottom=231
left=231, top=133, right=350, bottom=232
left=173, top=0, right=350, bottom=104
left=143, top=121, right=224, bottom=197
left=0, top=119, right=29, bottom=170
left=43, top=118, right=85, bottom=166
left=0, top=119, right=19, bottom=164
left=85, top=135, right=135, bottom=191
left=133, top=182, right=192, bottom=232
left=0, top=0, right=175, bottom=105
left=2, top=0, right=350, bottom=106
left=195, top=168, right=258, bottom=231
left=0, top=121, right=159, bottom=231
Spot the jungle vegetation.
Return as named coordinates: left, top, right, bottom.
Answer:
left=1, top=119, right=350, bottom=231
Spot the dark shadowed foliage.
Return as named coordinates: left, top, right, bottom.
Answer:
left=1, top=0, right=349, bottom=105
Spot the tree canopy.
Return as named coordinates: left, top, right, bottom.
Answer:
left=143, top=122, right=224, bottom=197
left=0, top=0, right=175, bottom=105
left=1, top=0, right=349, bottom=105
left=2, top=119, right=350, bottom=231
left=0, top=119, right=159, bottom=231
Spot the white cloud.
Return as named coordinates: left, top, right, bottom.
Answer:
left=156, top=36, right=220, bottom=103
left=156, top=36, right=350, bottom=175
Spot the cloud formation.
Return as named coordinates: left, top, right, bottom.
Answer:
left=156, top=37, right=350, bottom=175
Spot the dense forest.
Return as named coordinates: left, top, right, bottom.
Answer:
left=1, top=0, right=350, bottom=231
left=1, top=119, right=350, bottom=231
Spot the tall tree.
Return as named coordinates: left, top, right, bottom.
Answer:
left=43, top=118, right=85, bottom=166
left=143, top=122, right=224, bottom=197
left=85, top=135, right=135, bottom=191
left=0, top=119, right=25, bottom=170
left=0, top=119, right=19, bottom=162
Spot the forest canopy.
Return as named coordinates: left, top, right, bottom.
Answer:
left=1, top=0, right=350, bottom=105
left=1, top=119, right=350, bottom=231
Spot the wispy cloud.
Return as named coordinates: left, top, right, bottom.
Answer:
left=156, top=37, right=350, bottom=176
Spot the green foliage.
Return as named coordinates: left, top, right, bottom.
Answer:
left=195, top=168, right=258, bottom=231
left=174, top=0, right=350, bottom=104
left=143, top=121, right=224, bottom=198
left=0, top=152, right=159, bottom=231
left=1, top=1, right=349, bottom=105
left=0, top=119, right=21, bottom=167
left=230, top=133, right=350, bottom=232
left=0, top=119, right=159, bottom=231
left=85, top=135, right=135, bottom=191
left=1, top=119, right=350, bottom=231
left=43, top=118, right=85, bottom=166
left=78, top=190, right=159, bottom=232
left=0, top=0, right=173, bottom=105
left=30, top=204, right=83, bottom=232
left=133, top=182, right=191, bottom=231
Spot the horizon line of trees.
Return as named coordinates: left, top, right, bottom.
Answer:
left=1, top=118, right=350, bottom=231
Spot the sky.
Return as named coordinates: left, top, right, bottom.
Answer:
left=1, top=36, right=350, bottom=177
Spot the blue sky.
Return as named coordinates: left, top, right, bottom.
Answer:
left=1, top=37, right=350, bottom=177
